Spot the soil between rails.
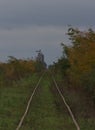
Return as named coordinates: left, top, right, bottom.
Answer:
left=20, top=73, right=76, bottom=130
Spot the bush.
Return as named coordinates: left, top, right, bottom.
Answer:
left=81, top=70, right=95, bottom=103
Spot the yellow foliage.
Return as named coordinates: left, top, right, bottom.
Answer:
left=67, top=28, right=95, bottom=82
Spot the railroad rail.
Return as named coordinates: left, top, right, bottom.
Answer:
left=52, top=76, right=80, bottom=130
left=16, top=73, right=44, bottom=130
left=16, top=72, right=80, bottom=130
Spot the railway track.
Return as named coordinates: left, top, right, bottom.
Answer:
left=16, top=72, right=80, bottom=130
left=52, top=76, right=80, bottom=130
left=16, top=73, right=44, bottom=130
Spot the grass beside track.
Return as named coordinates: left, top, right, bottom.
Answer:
left=0, top=74, right=40, bottom=130
left=55, top=74, right=95, bottom=130
left=20, top=73, right=76, bottom=130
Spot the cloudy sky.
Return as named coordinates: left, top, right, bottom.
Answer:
left=0, top=0, right=95, bottom=64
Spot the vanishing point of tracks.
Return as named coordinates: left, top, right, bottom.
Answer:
left=16, top=72, right=80, bottom=130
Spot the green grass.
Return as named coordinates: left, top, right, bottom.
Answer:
left=1, top=71, right=93, bottom=130
left=0, top=74, right=40, bottom=130
left=55, top=74, right=95, bottom=130
left=20, top=73, right=76, bottom=130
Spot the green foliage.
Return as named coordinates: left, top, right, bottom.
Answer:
left=54, top=27, right=95, bottom=103
left=0, top=56, right=45, bottom=86
left=0, top=74, right=40, bottom=130
left=54, top=58, right=70, bottom=76
left=35, top=61, right=46, bottom=72
left=66, top=27, right=95, bottom=92
left=81, top=70, right=95, bottom=103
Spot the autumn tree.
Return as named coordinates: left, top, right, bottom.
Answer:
left=60, top=27, right=95, bottom=102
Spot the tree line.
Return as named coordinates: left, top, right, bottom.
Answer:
left=0, top=56, right=45, bottom=86
left=50, top=27, right=95, bottom=104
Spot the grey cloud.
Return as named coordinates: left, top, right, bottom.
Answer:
left=0, top=26, right=67, bottom=64
left=0, top=0, right=95, bottom=29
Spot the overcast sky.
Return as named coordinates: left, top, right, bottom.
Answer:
left=0, top=0, right=95, bottom=64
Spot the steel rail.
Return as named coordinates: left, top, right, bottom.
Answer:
left=52, top=76, right=80, bottom=130
left=16, top=73, right=44, bottom=130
